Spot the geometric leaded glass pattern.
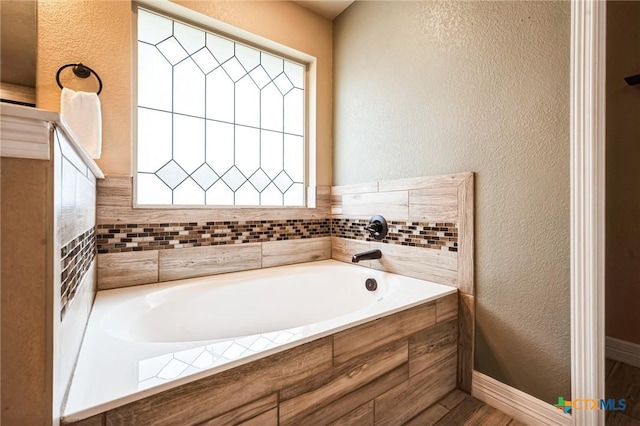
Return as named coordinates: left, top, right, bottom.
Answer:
left=136, top=8, right=305, bottom=206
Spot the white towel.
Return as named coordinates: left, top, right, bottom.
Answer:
left=60, top=88, right=102, bottom=159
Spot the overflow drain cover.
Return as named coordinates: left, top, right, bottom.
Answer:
left=365, top=278, right=378, bottom=291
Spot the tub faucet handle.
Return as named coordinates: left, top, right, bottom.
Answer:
left=366, top=215, right=388, bottom=240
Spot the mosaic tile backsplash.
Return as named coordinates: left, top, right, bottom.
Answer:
left=332, top=219, right=458, bottom=252
left=61, top=228, right=96, bottom=318
left=97, top=219, right=331, bottom=254
left=97, top=218, right=457, bottom=254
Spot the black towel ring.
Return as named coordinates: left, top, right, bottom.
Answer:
left=56, top=63, right=103, bottom=95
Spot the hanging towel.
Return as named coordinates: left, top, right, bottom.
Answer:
left=60, top=87, right=102, bottom=159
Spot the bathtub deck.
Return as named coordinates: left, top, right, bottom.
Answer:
left=62, top=292, right=459, bottom=425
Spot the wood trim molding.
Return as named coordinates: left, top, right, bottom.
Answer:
left=0, top=103, right=105, bottom=178
left=605, top=337, right=640, bottom=369
left=456, top=173, right=474, bottom=296
left=472, top=371, right=571, bottom=426
left=0, top=113, right=52, bottom=160
left=456, top=174, right=474, bottom=394
left=570, top=1, right=607, bottom=425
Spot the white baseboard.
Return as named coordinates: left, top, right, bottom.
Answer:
left=472, top=370, right=571, bottom=426
left=606, top=336, right=640, bottom=369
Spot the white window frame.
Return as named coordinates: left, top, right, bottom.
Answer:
left=131, top=1, right=318, bottom=208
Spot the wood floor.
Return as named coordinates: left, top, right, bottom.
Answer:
left=606, top=359, right=640, bottom=425
left=408, top=389, right=523, bottom=426
left=420, top=359, right=640, bottom=426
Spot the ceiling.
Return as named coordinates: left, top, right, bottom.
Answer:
left=294, top=1, right=354, bottom=20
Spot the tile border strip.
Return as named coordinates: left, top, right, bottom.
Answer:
left=61, top=228, right=96, bottom=319
left=332, top=218, right=458, bottom=252
left=96, top=218, right=458, bottom=254
left=97, top=219, right=331, bottom=254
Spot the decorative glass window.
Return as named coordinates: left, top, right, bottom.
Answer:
left=135, top=8, right=306, bottom=206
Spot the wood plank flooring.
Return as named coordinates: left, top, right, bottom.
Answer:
left=606, top=359, right=640, bottom=425
left=409, top=389, right=521, bottom=425
left=421, top=359, right=640, bottom=426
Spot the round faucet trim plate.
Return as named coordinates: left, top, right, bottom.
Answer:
left=365, top=278, right=378, bottom=291
left=366, top=215, right=388, bottom=240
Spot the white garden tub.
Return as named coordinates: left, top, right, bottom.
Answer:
left=64, top=259, right=456, bottom=421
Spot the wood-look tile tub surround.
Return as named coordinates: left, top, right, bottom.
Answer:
left=86, top=173, right=475, bottom=422
left=96, top=177, right=333, bottom=289
left=63, top=294, right=458, bottom=426
left=331, top=172, right=475, bottom=393
left=95, top=175, right=472, bottom=289
left=331, top=173, right=473, bottom=293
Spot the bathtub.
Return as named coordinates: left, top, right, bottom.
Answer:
left=63, top=259, right=456, bottom=422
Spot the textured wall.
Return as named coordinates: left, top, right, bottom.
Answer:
left=36, top=0, right=333, bottom=185
left=606, top=1, right=640, bottom=345
left=37, top=0, right=132, bottom=177
left=333, top=1, right=570, bottom=402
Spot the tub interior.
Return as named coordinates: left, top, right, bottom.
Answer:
left=102, top=267, right=389, bottom=343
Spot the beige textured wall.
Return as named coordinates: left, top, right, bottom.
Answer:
left=605, top=1, right=640, bottom=346
left=37, top=0, right=131, bottom=176
left=36, top=0, right=333, bottom=185
left=333, top=1, right=570, bottom=402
